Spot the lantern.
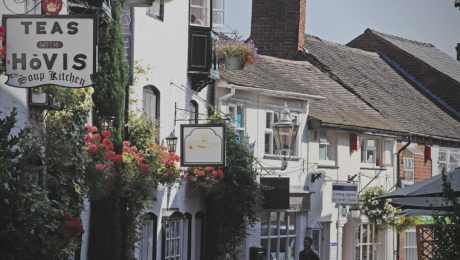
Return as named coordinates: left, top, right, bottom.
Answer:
left=98, top=115, right=115, bottom=131
left=272, top=103, right=300, bottom=162
left=165, top=132, right=178, bottom=153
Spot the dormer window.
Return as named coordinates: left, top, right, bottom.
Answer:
left=190, top=0, right=211, bottom=27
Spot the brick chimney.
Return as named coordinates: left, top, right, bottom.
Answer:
left=250, top=0, right=306, bottom=60
left=456, top=43, right=460, bottom=61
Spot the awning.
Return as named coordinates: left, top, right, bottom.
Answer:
left=406, top=146, right=424, bottom=155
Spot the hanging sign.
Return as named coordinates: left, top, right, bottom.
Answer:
left=261, top=178, right=290, bottom=209
left=180, top=124, right=226, bottom=167
left=3, top=15, right=97, bottom=88
left=43, top=0, right=63, bottom=15
left=331, top=183, right=358, bottom=204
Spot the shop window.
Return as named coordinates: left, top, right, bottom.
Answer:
left=143, top=86, right=160, bottom=120
left=189, top=101, right=198, bottom=124
left=311, top=229, right=321, bottom=257
left=147, top=0, right=164, bottom=20
left=404, top=227, right=417, bottom=260
left=139, top=213, right=157, bottom=260
left=356, top=223, right=374, bottom=260
left=190, top=0, right=210, bottom=27
left=260, top=212, right=297, bottom=260
left=228, top=104, right=245, bottom=137
left=212, top=0, right=225, bottom=27
left=319, top=131, right=334, bottom=162
left=162, top=213, right=183, bottom=260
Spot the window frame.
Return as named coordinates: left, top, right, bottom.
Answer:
left=264, top=111, right=298, bottom=157
left=260, top=212, right=298, bottom=260
left=228, top=103, right=245, bottom=137
left=146, top=0, right=165, bottom=21
left=439, top=150, right=447, bottom=173
left=357, top=223, right=375, bottom=260
left=143, top=86, right=160, bottom=120
left=448, top=153, right=459, bottom=172
left=212, top=0, right=225, bottom=28
left=190, top=0, right=211, bottom=28
left=319, top=131, right=335, bottom=164
left=360, top=137, right=381, bottom=167
left=311, top=228, right=321, bottom=258
left=404, top=227, right=417, bottom=260
left=382, top=139, right=393, bottom=166
left=139, top=213, right=158, bottom=260
left=403, top=150, right=414, bottom=184
left=189, top=100, right=199, bottom=124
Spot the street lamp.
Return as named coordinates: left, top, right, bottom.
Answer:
left=272, top=103, right=300, bottom=170
left=98, top=115, right=115, bottom=131
left=165, top=131, right=178, bottom=153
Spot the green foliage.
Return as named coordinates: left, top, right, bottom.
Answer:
left=203, top=112, right=263, bottom=259
left=185, top=166, right=224, bottom=195
left=0, top=97, right=90, bottom=259
left=392, top=216, right=420, bottom=233
left=360, top=186, right=397, bottom=246
left=429, top=168, right=460, bottom=259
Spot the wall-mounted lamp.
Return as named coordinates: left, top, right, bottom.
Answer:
left=165, top=131, right=178, bottom=153
left=348, top=174, right=358, bottom=182
left=272, top=103, right=300, bottom=170
left=98, top=115, right=116, bottom=131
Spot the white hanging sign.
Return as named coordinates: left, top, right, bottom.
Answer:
left=331, top=183, right=358, bottom=204
left=3, top=15, right=97, bottom=88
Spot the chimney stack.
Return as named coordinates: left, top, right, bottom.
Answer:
left=456, top=43, right=460, bottom=61
left=250, top=0, right=307, bottom=60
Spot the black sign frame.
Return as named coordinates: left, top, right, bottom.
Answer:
left=261, top=177, right=290, bottom=209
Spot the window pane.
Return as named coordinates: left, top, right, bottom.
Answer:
left=312, top=230, right=320, bottom=255
left=171, top=222, right=175, bottom=238
left=265, top=134, right=271, bottom=154
left=363, top=245, right=368, bottom=260
left=383, top=140, right=392, bottom=164
left=274, top=112, right=280, bottom=123
left=165, top=220, right=169, bottom=238
left=362, top=224, right=368, bottom=244
left=288, top=212, right=296, bottom=235
left=270, top=212, right=278, bottom=236
left=367, top=150, right=374, bottom=163
left=279, top=237, right=286, bottom=260
left=229, top=107, right=236, bottom=125
left=212, top=10, right=224, bottom=25
left=270, top=238, right=278, bottom=260
left=368, top=224, right=373, bottom=243
left=236, top=106, right=244, bottom=128
left=175, top=220, right=180, bottom=237
left=367, top=139, right=375, bottom=148
left=166, top=240, right=169, bottom=257
left=319, top=145, right=326, bottom=160
left=175, top=239, right=179, bottom=256
left=279, top=212, right=286, bottom=235
left=273, top=135, right=278, bottom=154
left=266, top=113, right=272, bottom=129
left=261, top=213, right=269, bottom=236
left=288, top=237, right=295, bottom=260
left=190, top=0, right=209, bottom=26
left=261, top=239, right=269, bottom=256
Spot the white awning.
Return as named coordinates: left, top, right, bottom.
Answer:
left=451, top=153, right=460, bottom=161
left=407, top=146, right=424, bottom=155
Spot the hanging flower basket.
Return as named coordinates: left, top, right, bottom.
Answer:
left=122, top=0, right=153, bottom=7
left=224, top=57, right=245, bottom=70
left=214, top=35, right=259, bottom=70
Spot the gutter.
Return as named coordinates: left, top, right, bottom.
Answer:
left=220, top=83, right=326, bottom=101
left=317, top=122, right=408, bottom=138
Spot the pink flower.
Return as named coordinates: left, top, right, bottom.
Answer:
left=123, top=141, right=130, bottom=147
left=206, top=167, right=214, bottom=171
left=122, top=146, right=130, bottom=153
left=114, top=155, right=123, bottom=164
left=161, top=160, right=166, bottom=165
left=194, top=169, right=199, bottom=175
left=102, top=139, right=111, bottom=146
left=102, top=131, right=111, bottom=138
left=198, top=171, right=205, bottom=177
left=88, top=144, right=98, bottom=153
left=159, top=145, right=168, bottom=151
left=140, top=164, right=148, bottom=171
left=96, top=164, right=104, bottom=171
left=130, top=146, right=138, bottom=152
left=138, top=153, right=144, bottom=158
left=169, top=152, right=176, bottom=157
left=212, top=171, right=217, bottom=177
left=92, top=134, right=101, bottom=141
left=175, top=155, right=181, bottom=162
left=167, top=160, right=175, bottom=167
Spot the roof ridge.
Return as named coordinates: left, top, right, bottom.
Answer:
left=368, top=29, right=435, bottom=47
left=304, top=34, right=380, bottom=58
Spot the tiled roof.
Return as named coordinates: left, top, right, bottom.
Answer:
left=219, top=55, right=403, bottom=132
left=304, top=34, right=460, bottom=139
left=367, top=29, right=460, bottom=84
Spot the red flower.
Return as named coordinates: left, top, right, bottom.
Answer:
left=122, top=146, right=130, bottom=153
left=130, top=146, right=138, bottom=152
left=140, top=164, right=148, bottom=171
left=175, top=155, right=181, bottom=162
left=93, top=134, right=101, bottom=141
left=160, top=159, right=166, bottom=165
left=102, top=138, right=111, bottom=146
left=0, top=26, right=5, bottom=35
left=193, top=188, right=197, bottom=192
left=211, top=171, right=217, bottom=177
left=105, top=164, right=109, bottom=168
left=7, top=59, right=10, bottom=65
left=167, top=160, right=175, bottom=167
left=88, top=144, right=98, bottom=153
left=128, top=183, right=133, bottom=188
left=211, top=181, right=215, bottom=184
left=242, top=50, right=246, bottom=55
left=114, top=155, right=123, bottom=164
left=138, top=153, right=144, bottom=158
left=247, top=57, right=253, bottom=64
left=206, top=178, right=209, bottom=182
left=108, top=182, right=114, bottom=189
left=96, top=164, right=104, bottom=171
left=123, top=141, right=130, bottom=147
left=102, top=130, right=111, bottom=138
left=194, top=169, right=199, bottom=175
left=121, top=169, right=126, bottom=173
left=206, top=167, right=214, bottom=171
left=121, top=191, right=125, bottom=198
left=169, top=152, right=176, bottom=157
left=198, top=170, right=205, bottom=177
left=84, top=134, right=93, bottom=143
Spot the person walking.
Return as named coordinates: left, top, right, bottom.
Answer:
left=299, top=236, right=320, bottom=260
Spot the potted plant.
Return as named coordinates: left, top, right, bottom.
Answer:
left=213, top=35, right=259, bottom=70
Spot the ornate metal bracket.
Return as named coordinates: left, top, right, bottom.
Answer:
left=174, top=103, right=209, bottom=125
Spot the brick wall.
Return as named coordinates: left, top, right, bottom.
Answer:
left=348, top=30, right=460, bottom=114
left=250, top=0, right=306, bottom=60
left=396, top=141, right=432, bottom=260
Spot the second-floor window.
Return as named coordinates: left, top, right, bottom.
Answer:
left=439, top=150, right=447, bottom=173
left=403, top=153, right=414, bottom=183
left=229, top=104, right=245, bottom=137
left=190, top=0, right=210, bottom=27
left=147, top=0, right=164, bottom=20
left=265, top=111, right=298, bottom=156
left=449, top=152, right=460, bottom=171
left=212, top=0, right=225, bottom=27
left=319, top=131, right=334, bottom=162
left=143, top=86, right=160, bottom=120
left=361, top=138, right=379, bottom=165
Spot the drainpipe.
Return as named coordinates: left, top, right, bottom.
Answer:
left=395, top=135, right=411, bottom=260
left=217, top=85, right=236, bottom=111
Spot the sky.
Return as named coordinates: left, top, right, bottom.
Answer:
left=225, top=0, right=460, bottom=59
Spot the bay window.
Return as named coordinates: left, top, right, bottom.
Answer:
left=190, top=0, right=210, bottom=27
left=212, top=0, right=225, bottom=27
left=260, top=212, right=297, bottom=260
